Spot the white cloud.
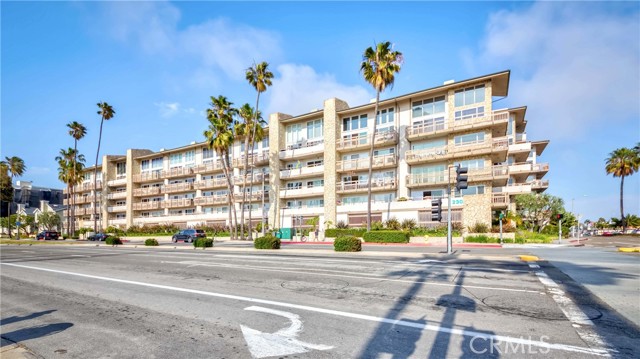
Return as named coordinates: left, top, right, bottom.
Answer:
left=154, top=102, right=181, bottom=118
left=469, top=2, right=640, bottom=141
left=266, top=64, right=372, bottom=116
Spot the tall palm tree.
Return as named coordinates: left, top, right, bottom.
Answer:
left=246, top=62, right=273, bottom=239
left=67, top=121, right=87, bottom=235
left=56, top=148, right=85, bottom=236
left=1, top=156, right=26, bottom=239
left=236, top=104, right=265, bottom=240
left=605, top=147, right=639, bottom=233
left=360, top=41, right=403, bottom=231
left=204, top=95, right=239, bottom=240
left=94, top=102, right=115, bottom=233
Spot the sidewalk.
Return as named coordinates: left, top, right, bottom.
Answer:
left=1, top=337, right=39, bottom=359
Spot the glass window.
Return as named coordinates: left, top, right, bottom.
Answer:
left=454, top=106, right=485, bottom=121
left=454, top=132, right=485, bottom=146
left=376, top=108, right=395, bottom=125
left=170, top=153, right=182, bottom=165
left=343, top=115, right=368, bottom=132
left=306, top=119, right=323, bottom=140
left=184, top=150, right=195, bottom=163
left=202, top=148, right=214, bottom=160
left=287, top=182, right=302, bottom=189
left=454, top=85, right=485, bottom=107
left=412, top=96, right=445, bottom=118
left=342, top=196, right=367, bottom=205
left=151, top=157, right=163, bottom=169
left=116, top=163, right=126, bottom=176
left=307, top=199, right=324, bottom=207
left=373, top=193, right=394, bottom=203
left=411, top=164, right=446, bottom=175
left=411, top=138, right=447, bottom=151
left=286, top=200, right=302, bottom=209
left=286, top=123, right=305, bottom=146
left=141, top=160, right=150, bottom=171
left=455, top=158, right=485, bottom=170
left=460, top=185, right=485, bottom=196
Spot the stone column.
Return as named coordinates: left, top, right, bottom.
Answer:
left=322, top=98, right=349, bottom=229
left=267, top=112, right=291, bottom=230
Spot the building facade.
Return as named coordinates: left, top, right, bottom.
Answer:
left=65, top=70, right=549, bottom=235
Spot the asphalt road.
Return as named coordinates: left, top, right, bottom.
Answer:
left=1, top=245, right=638, bottom=358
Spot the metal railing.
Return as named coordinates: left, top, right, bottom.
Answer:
left=133, top=187, right=162, bottom=196
left=336, top=177, right=397, bottom=192
left=336, top=130, right=398, bottom=150
left=337, top=154, right=397, bottom=172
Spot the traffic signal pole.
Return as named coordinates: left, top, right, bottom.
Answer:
left=447, top=165, right=452, bottom=255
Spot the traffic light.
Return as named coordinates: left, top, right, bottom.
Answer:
left=431, top=198, right=442, bottom=222
left=557, top=213, right=564, bottom=220
left=456, top=165, right=468, bottom=191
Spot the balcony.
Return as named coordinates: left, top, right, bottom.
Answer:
left=133, top=187, right=162, bottom=196
left=280, top=164, right=325, bottom=179
left=233, top=190, right=268, bottom=202
left=406, top=111, right=509, bottom=141
left=468, top=165, right=509, bottom=183
left=233, top=172, right=269, bottom=185
left=193, top=161, right=224, bottom=174
left=491, top=193, right=509, bottom=208
left=132, top=201, right=163, bottom=211
left=336, top=177, right=397, bottom=194
left=107, top=176, right=127, bottom=187
left=405, top=137, right=509, bottom=165
left=336, top=154, right=397, bottom=173
left=165, top=166, right=197, bottom=179
left=194, top=178, right=227, bottom=190
left=133, top=171, right=164, bottom=183
left=164, top=198, right=194, bottom=208
left=107, top=191, right=127, bottom=200
left=532, top=163, right=549, bottom=174
left=531, top=179, right=549, bottom=191
left=232, top=150, right=270, bottom=168
left=279, top=139, right=324, bottom=160
left=73, top=181, right=102, bottom=192
left=406, top=173, right=449, bottom=188
left=336, top=130, right=398, bottom=152
left=107, top=205, right=127, bottom=213
left=280, top=185, right=325, bottom=199
left=162, top=182, right=195, bottom=194
left=194, top=195, right=228, bottom=206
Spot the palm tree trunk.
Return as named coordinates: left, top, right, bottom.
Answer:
left=366, top=91, right=381, bottom=231
left=248, top=92, right=261, bottom=241
left=240, top=134, right=249, bottom=240
left=221, top=151, right=237, bottom=240
left=94, top=117, right=105, bottom=233
left=7, top=175, right=12, bottom=238
left=72, top=139, right=78, bottom=236
left=620, top=175, right=625, bottom=233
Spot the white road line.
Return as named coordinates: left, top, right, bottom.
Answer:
left=161, top=260, right=543, bottom=294
left=1, top=262, right=608, bottom=356
left=528, top=263, right=614, bottom=357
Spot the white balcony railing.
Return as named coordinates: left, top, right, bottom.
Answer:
left=336, top=177, right=397, bottom=192
left=279, top=139, right=324, bottom=159
left=337, top=154, right=397, bottom=172
left=280, top=164, right=325, bottom=179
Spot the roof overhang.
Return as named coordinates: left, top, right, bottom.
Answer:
left=532, top=140, right=549, bottom=155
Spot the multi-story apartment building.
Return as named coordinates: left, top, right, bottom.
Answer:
left=64, top=70, right=549, bottom=235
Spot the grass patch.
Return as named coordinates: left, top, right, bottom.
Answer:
left=0, top=239, right=78, bottom=245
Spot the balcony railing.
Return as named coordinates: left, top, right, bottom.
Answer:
left=530, top=180, right=549, bottom=189
left=491, top=193, right=509, bottom=207
left=133, top=201, right=163, bottom=210
left=164, top=198, right=194, bottom=208
left=336, top=177, right=397, bottom=193
left=133, top=187, right=162, bottom=196
left=72, top=181, right=102, bottom=192
left=336, top=154, right=397, bottom=172
left=233, top=172, right=269, bottom=185
left=165, top=167, right=197, bottom=179
left=279, top=139, right=324, bottom=159
left=194, top=195, right=228, bottom=206
left=232, top=150, right=270, bottom=167
left=405, top=137, right=509, bottom=164
left=280, top=185, right=325, bottom=198
left=107, top=205, right=127, bottom=213
left=406, top=111, right=509, bottom=140
left=532, top=163, right=549, bottom=172
left=193, top=178, right=227, bottom=189
left=162, top=182, right=195, bottom=194
left=336, top=130, right=398, bottom=151
left=233, top=191, right=268, bottom=201
left=107, top=177, right=127, bottom=187
left=133, top=171, right=164, bottom=182
left=406, top=173, right=449, bottom=187
left=280, top=164, right=324, bottom=179
left=107, top=191, right=127, bottom=200
left=193, top=161, right=224, bottom=174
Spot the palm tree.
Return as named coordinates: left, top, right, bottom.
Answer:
left=56, top=148, right=85, bottom=236
left=67, top=121, right=87, bottom=235
left=1, top=156, right=26, bottom=239
left=246, top=62, right=273, bottom=238
left=360, top=41, right=403, bottom=231
left=204, top=95, right=239, bottom=240
left=94, top=102, right=115, bottom=233
left=605, top=147, right=639, bottom=233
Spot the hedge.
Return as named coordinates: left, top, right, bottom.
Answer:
left=144, top=238, right=159, bottom=246
left=325, top=228, right=367, bottom=238
left=192, top=238, right=214, bottom=248
left=254, top=235, right=281, bottom=249
left=464, top=235, right=498, bottom=243
left=105, top=236, right=123, bottom=245
left=363, top=231, right=409, bottom=243
left=334, top=236, right=361, bottom=252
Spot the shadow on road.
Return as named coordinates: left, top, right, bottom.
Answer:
left=0, top=310, right=57, bottom=326
left=1, top=323, right=73, bottom=347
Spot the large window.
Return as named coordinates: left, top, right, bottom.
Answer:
left=461, top=185, right=485, bottom=196
left=151, top=157, right=163, bottom=169
left=287, top=182, right=302, bottom=190
left=411, top=164, right=446, bottom=175
left=343, top=114, right=368, bottom=132
left=412, top=96, right=445, bottom=118
left=286, top=123, right=305, bottom=146
left=454, top=132, right=485, bottom=146
left=307, top=199, right=324, bottom=208
left=307, top=119, right=323, bottom=140
left=141, top=160, right=150, bottom=171
left=184, top=150, right=195, bottom=163
left=411, top=138, right=447, bottom=151
left=306, top=179, right=324, bottom=188
left=342, top=196, right=367, bottom=205
left=286, top=200, right=302, bottom=209
left=454, top=106, right=485, bottom=121
left=116, top=163, right=126, bottom=177
left=455, top=158, right=485, bottom=170
left=376, top=108, right=395, bottom=133
left=454, top=85, right=485, bottom=107
left=202, top=147, right=214, bottom=161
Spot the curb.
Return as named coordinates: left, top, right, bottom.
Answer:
left=518, top=255, right=540, bottom=261
left=618, top=247, right=640, bottom=253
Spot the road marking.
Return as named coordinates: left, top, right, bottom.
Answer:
left=1, top=262, right=608, bottom=356
left=528, top=263, right=614, bottom=357
left=162, top=260, right=542, bottom=293
left=240, top=306, right=333, bottom=358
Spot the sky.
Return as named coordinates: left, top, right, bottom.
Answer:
left=2, top=1, right=639, bottom=222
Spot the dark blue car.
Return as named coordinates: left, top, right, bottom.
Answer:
left=88, top=233, right=109, bottom=241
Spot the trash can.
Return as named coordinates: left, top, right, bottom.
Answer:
left=279, top=228, right=293, bottom=240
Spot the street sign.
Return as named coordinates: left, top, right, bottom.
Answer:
left=451, top=198, right=464, bottom=206
left=15, top=221, right=21, bottom=226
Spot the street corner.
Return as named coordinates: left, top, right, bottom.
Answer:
left=518, top=254, right=540, bottom=262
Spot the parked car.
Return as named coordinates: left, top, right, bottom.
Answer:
left=36, top=231, right=59, bottom=240
left=88, top=233, right=109, bottom=241
left=172, top=229, right=206, bottom=243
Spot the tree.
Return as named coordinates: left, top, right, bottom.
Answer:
left=38, top=211, right=62, bottom=231
left=605, top=147, right=639, bottom=233
left=56, top=148, right=85, bottom=236
left=204, top=95, right=238, bottom=240
left=1, top=156, right=26, bottom=239
left=67, top=121, right=87, bottom=235
left=0, top=163, right=13, bottom=230
left=360, top=41, right=403, bottom=231
left=515, top=193, right=564, bottom=232
left=94, top=102, right=115, bottom=233
left=245, top=62, right=273, bottom=240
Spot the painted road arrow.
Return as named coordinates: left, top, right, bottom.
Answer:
left=240, top=306, right=333, bottom=358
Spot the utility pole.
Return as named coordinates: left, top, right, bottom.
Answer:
left=446, top=166, right=452, bottom=255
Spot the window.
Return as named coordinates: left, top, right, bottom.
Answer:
left=454, top=85, right=485, bottom=107
left=262, top=137, right=269, bottom=149
left=454, top=106, right=485, bottom=121
left=307, top=199, right=324, bottom=208
left=411, top=189, right=445, bottom=200
left=116, top=213, right=126, bottom=219
left=373, top=193, right=394, bottom=203
left=343, top=114, right=368, bottom=132
left=412, top=116, right=445, bottom=131
left=141, top=160, right=150, bottom=171
left=286, top=200, right=302, bottom=209
left=306, top=179, right=324, bottom=188
left=286, top=123, right=305, bottom=146
left=342, top=196, right=367, bottom=205
left=411, top=138, right=447, bottom=151
left=376, top=108, right=395, bottom=133
left=455, top=158, right=485, bottom=170
left=170, top=153, right=182, bottom=166
left=151, top=157, right=163, bottom=169
left=115, top=201, right=126, bottom=206
left=116, top=163, right=126, bottom=177
left=454, top=132, right=485, bottom=146
left=287, top=182, right=302, bottom=190
left=306, top=119, right=323, bottom=140
left=412, top=96, right=445, bottom=118
left=411, top=164, right=446, bottom=176
left=202, top=147, right=214, bottom=160
left=307, top=160, right=323, bottom=167
left=374, top=148, right=395, bottom=157
left=183, top=151, right=194, bottom=163
left=461, top=185, right=485, bottom=196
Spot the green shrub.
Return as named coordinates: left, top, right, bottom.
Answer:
left=105, top=236, right=123, bottom=245
left=193, top=238, right=214, bottom=248
left=334, top=236, right=362, bottom=252
left=384, top=217, right=401, bottom=230
left=325, top=228, right=367, bottom=238
left=335, top=220, right=349, bottom=229
left=371, top=221, right=384, bottom=231
left=401, top=218, right=417, bottom=231
left=411, top=225, right=461, bottom=237
left=144, top=238, right=159, bottom=246
left=491, top=224, right=516, bottom=233
left=254, top=234, right=281, bottom=249
left=464, top=235, right=498, bottom=243
left=514, top=230, right=556, bottom=243
left=363, top=231, right=409, bottom=243
left=469, top=222, right=490, bottom=233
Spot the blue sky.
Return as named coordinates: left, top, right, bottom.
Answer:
left=2, top=1, right=639, bottom=222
